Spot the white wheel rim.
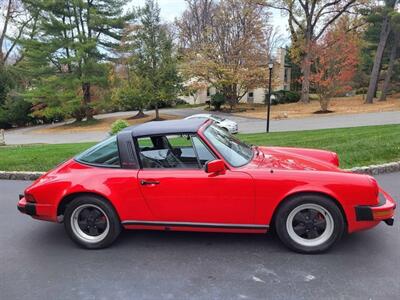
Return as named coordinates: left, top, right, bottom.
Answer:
left=286, top=203, right=334, bottom=247
left=71, top=204, right=110, bottom=244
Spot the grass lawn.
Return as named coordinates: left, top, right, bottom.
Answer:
left=0, top=124, right=399, bottom=172
left=35, top=113, right=178, bottom=133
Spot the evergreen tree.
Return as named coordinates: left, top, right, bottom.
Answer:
left=21, top=0, right=133, bottom=121
left=125, top=0, right=180, bottom=120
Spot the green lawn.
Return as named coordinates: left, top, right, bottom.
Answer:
left=0, top=124, right=399, bottom=172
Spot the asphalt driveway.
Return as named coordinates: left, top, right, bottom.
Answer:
left=0, top=172, right=399, bottom=299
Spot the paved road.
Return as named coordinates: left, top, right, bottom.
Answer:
left=1, top=172, right=399, bottom=299
left=166, top=109, right=400, bottom=134
left=3, top=109, right=400, bottom=144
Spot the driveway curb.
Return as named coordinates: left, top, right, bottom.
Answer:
left=1, top=161, right=400, bottom=181
left=349, top=161, right=400, bottom=176
left=0, top=171, right=46, bottom=181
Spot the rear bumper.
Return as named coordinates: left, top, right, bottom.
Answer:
left=17, top=195, right=37, bottom=216
left=355, top=190, right=396, bottom=225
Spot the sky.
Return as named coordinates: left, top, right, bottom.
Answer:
left=1, top=0, right=290, bottom=57
left=133, top=0, right=290, bottom=41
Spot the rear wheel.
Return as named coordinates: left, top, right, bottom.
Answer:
left=274, top=194, right=345, bottom=254
left=64, top=195, right=121, bottom=249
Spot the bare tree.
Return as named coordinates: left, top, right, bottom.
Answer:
left=366, top=0, right=398, bottom=103
left=257, top=0, right=360, bottom=103
left=0, top=0, right=37, bottom=66
left=176, top=0, right=216, bottom=49
left=177, top=0, right=276, bottom=109
left=380, top=31, right=399, bottom=101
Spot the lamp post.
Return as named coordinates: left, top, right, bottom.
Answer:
left=266, top=61, right=273, bottom=133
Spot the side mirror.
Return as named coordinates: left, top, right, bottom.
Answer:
left=205, top=159, right=225, bottom=174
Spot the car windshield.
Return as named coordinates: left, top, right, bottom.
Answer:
left=203, top=124, right=253, bottom=167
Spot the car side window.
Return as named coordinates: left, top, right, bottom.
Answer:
left=76, top=136, right=120, bottom=167
left=192, top=136, right=216, bottom=167
left=138, top=135, right=200, bottom=169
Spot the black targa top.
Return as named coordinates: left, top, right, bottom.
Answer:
left=124, top=118, right=209, bottom=138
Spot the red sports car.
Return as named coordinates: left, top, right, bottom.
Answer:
left=18, top=119, right=396, bottom=253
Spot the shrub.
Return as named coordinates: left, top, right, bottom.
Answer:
left=355, top=87, right=368, bottom=95
left=0, top=95, right=32, bottom=128
left=110, top=119, right=129, bottom=135
left=211, top=92, right=226, bottom=110
left=68, top=101, right=87, bottom=122
left=173, top=99, right=189, bottom=106
left=0, top=107, right=10, bottom=129
left=269, top=90, right=300, bottom=105
left=31, top=106, right=66, bottom=124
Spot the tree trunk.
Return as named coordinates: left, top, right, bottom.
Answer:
left=82, top=82, right=93, bottom=120
left=380, top=35, right=398, bottom=101
left=366, top=10, right=393, bottom=103
left=301, top=47, right=311, bottom=103
left=0, top=0, right=12, bottom=66
left=223, top=84, right=237, bottom=110
left=154, top=103, right=160, bottom=120
left=134, top=109, right=146, bottom=118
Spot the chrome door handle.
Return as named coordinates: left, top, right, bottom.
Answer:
left=140, top=180, right=160, bottom=186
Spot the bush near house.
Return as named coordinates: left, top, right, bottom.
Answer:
left=211, top=93, right=226, bottom=110
left=270, top=90, right=301, bottom=105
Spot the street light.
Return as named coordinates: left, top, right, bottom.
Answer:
left=266, top=61, right=273, bottom=133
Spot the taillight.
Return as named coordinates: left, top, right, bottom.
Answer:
left=372, top=209, right=394, bottom=220
left=24, top=193, right=36, bottom=203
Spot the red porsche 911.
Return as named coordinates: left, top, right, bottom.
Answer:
left=18, top=119, right=396, bottom=253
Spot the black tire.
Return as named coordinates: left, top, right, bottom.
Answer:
left=64, top=195, right=121, bottom=249
left=274, top=194, right=345, bottom=254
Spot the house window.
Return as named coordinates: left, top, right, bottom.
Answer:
left=207, top=88, right=211, bottom=97
left=284, top=68, right=289, bottom=83
left=247, top=91, right=254, bottom=102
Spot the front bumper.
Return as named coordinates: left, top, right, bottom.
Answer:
left=17, top=195, right=37, bottom=216
left=355, top=190, right=396, bottom=225
left=229, top=126, right=238, bottom=134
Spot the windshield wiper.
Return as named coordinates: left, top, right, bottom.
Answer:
left=252, top=145, right=260, bottom=156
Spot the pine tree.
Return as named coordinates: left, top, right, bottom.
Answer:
left=21, top=0, right=133, bottom=121
left=125, top=0, right=180, bottom=120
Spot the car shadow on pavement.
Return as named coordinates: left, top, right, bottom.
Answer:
left=28, top=221, right=389, bottom=258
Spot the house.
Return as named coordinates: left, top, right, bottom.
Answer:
left=181, top=48, right=291, bottom=105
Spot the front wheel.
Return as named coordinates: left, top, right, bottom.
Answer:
left=274, top=194, right=345, bottom=254
left=64, top=195, right=121, bottom=249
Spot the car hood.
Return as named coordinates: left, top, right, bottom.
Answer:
left=250, top=146, right=341, bottom=172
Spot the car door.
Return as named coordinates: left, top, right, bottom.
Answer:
left=137, top=134, right=255, bottom=225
